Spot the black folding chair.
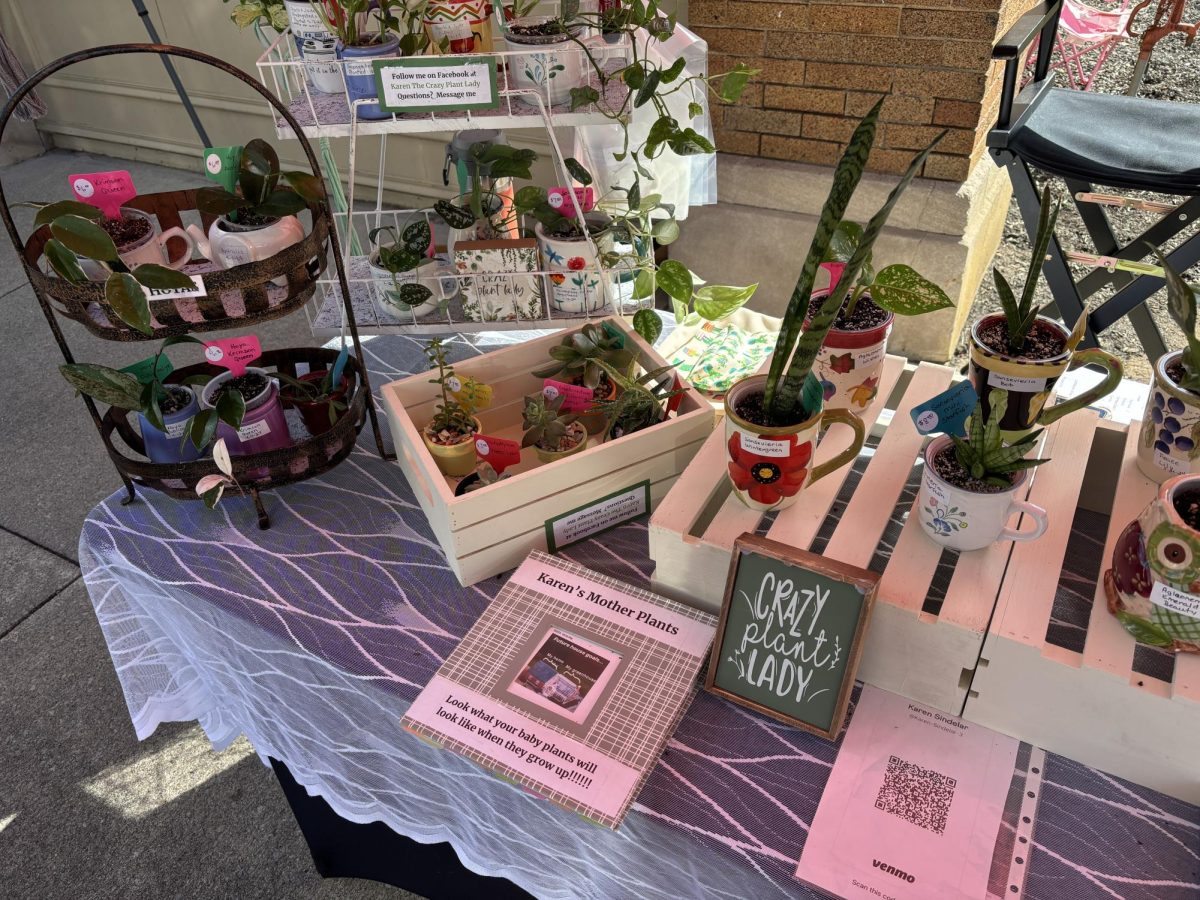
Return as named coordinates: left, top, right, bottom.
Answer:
left=988, top=0, right=1200, bottom=360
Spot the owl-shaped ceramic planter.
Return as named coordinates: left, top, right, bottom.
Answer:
left=1104, top=474, right=1200, bottom=652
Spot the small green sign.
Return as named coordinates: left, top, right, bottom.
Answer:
left=373, top=57, right=500, bottom=114
left=544, top=480, right=651, bottom=554
left=120, top=355, right=173, bottom=386
left=706, top=534, right=878, bottom=741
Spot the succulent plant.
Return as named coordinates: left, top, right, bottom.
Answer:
left=950, top=389, right=1050, bottom=488
left=532, top=323, right=636, bottom=389
left=425, top=339, right=480, bottom=437
left=593, top=360, right=686, bottom=438
left=462, top=462, right=511, bottom=493
left=1151, top=246, right=1200, bottom=392
left=521, top=392, right=580, bottom=450
left=994, top=184, right=1060, bottom=355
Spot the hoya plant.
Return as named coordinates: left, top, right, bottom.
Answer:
left=425, top=338, right=483, bottom=438
left=950, top=390, right=1050, bottom=487
left=761, top=100, right=944, bottom=426
left=196, top=138, right=325, bottom=225
left=1152, top=246, right=1200, bottom=392
left=993, top=184, right=1060, bottom=355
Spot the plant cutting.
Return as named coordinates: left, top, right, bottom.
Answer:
left=521, top=391, right=587, bottom=463
left=367, top=220, right=450, bottom=319
left=722, top=100, right=934, bottom=512
left=968, top=184, right=1122, bottom=439
left=194, top=439, right=241, bottom=509
left=593, top=359, right=685, bottom=438
left=200, top=367, right=294, bottom=456
left=533, top=322, right=635, bottom=433
left=1136, top=249, right=1200, bottom=483
left=277, top=350, right=352, bottom=436
left=191, top=139, right=323, bottom=270
left=810, top=222, right=953, bottom=413
left=454, top=461, right=512, bottom=495
left=441, top=141, right=539, bottom=256
left=423, top=338, right=486, bottom=476
left=918, top=389, right=1050, bottom=551
left=1105, top=472, right=1200, bottom=652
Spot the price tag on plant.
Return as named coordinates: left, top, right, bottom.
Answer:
left=120, top=355, right=174, bottom=386
left=203, top=146, right=242, bottom=195
left=909, top=380, right=977, bottom=437
left=474, top=434, right=521, bottom=472
left=542, top=379, right=594, bottom=413
left=667, top=374, right=685, bottom=415
left=547, top=186, right=595, bottom=214
left=69, top=170, right=136, bottom=220
left=204, top=335, right=262, bottom=377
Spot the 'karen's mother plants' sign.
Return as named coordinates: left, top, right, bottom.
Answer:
left=705, top=534, right=878, bottom=740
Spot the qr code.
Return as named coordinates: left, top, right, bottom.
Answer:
left=874, top=755, right=956, bottom=835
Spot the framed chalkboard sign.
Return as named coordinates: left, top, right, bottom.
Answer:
left=704, top=534, right=879, bottom=741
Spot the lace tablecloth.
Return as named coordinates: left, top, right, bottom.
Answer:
left=79, top=334, right=1200, bottom=900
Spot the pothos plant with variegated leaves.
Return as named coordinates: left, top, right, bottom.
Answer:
left=195, top=439, right=241, bottom=509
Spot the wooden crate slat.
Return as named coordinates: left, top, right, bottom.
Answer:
left=647, top=427, right=728, bottom=543
left=877, top=495, right=946, bottom=614
left=938, top=539, right=1016, bottom=633
left=821, top=362, right=954, bottom=568
left=1174, top=654, right=1200, bottom=704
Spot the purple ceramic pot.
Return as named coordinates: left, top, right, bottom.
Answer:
left=201, top=367, right=292, bottom=456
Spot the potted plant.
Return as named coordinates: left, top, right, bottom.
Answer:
left=810, top=224, right=953, bottom=412
left=367, top=221, right=451, bottom=320
left=1105, top=472, right=1200, bottom=652
left=311, top=1, right=421, bottom=119
left=534, top=211, right=614, bottom=314
left=501, top=6, right=586, bottom=109
left=532, top=322, right=635, bottom=434
left=593, top=359, right=685, bottom=439
left=190, top=139, right=322, bottom=271
left=721, top=100, right=930, bottom=512
left=454, top=461, right=512, bottom=495
left=441, top=141, right=538, bottom=258
left=522, top=392, right=587, bottom=462
left=423, top=338, right=485, bottom=476
left=200, top=366, right=293, bottom=456
left=968, top=185, right=1122, bottom=439
left=1137, top=250, right=1200, bottom=483
left=918, top=389, right=1050, bottom=550
left=277, top=354, right=351, bottom=436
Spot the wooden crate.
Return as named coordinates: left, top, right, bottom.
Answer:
left=964, top=413, right=1200, bottom=802
left=381, top=317, right=715, bottom=586
left=649, top=357, right=1036, bottom=714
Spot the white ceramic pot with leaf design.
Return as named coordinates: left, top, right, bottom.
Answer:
left=502, top=19, right=585, bottom=108
left=1136, top=351, right=1200, bottom=484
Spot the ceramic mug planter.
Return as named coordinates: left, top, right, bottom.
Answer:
left=917, top=435, right=1049, bottom=551
left=423, top=0, right=493, bottom=53
left=535, top=214, right=613, bottom=315
left=337, top=35, right=401, bottom=120
left=532, top=422, right=588, bottom=464
left=810, top=289, right=892, bottom=414
left=968, top=313, right=1122, bottom=440
left=139, top=385, right=205, bottom=464
left=503, top=19, right=585, bottom=108
left=724, top=375, right=866, bottom=512
left=1136, top=351, right=1200, bottom=483
left=81, top=207, right=195, bottom=279
left=368, top=253, right=456, bottom=320
left=201, top=368, right=293, bottom=456
left=186, top=214, right=305, bottom=271
left=1105, top=473, right=1200, bottom=652
left=424, top=416, right=483, bottom=477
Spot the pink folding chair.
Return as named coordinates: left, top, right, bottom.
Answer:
left=1050, top=0, right=1135, bottom=89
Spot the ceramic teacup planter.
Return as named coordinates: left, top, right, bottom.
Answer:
left=201, top=368, right=293, bottom=455
left=503, top=18, right=586, bottom=108
left=139, top=385, right=205, bottom=464
left=187, top=214, right=305, bottom=271
left=80, top=207, right=195, bottom=280
left=368, top=253, right=455, bottom=320
left=536, top=213, right=614, bottom=315
left=918, top=435, right=1048, bottom=551
left=724, top=375, right=865, bottom=511
left=1105, top=473, right=1200, bottom=652
left=1138, top=351, right=1200, bottom=483
left=810, top=289, right=892, bottom=414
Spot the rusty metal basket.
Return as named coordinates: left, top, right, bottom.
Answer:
left=22, top=189, right=329, bottom=341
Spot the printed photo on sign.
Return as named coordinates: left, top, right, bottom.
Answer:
left=508, top=628, right=622, bottom=725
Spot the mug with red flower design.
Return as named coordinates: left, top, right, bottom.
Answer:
left=724, top=375, right=866, bottom=511
left=536, top=214, right=613, bottom=315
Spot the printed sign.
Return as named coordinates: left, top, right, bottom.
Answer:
left=547, top=186, right=595, bottom=214
left=910, top=380, right=978, bottom=437
left=120, top=354, right=173, bottom=386
left=203, top=335, right=262, bottom=377
left=474, top=433, right=522, bottom=472
left=543, top=379, right=595, bottom=413
left=545, top=481, right=651, bottom=554
left=706, top=534, right=878, bottom=741
left=373, top=57, right=499, bottom=113
left=69, top=170, right=136, bottom=220
left=454, top=239, right=544, bottom=322
left=144, top=275, right=207, bottom=301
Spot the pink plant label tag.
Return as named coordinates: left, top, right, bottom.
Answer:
left=69, top=170, right=136, bottom=220
left=667, top=374, right=684, bottom=414
left=542, top=379, right=594, bottom=413
left=819, top=261, right=845, bottom=293
left=474, top=434, right=522, bottom=473
left=547, top=186, right=595, bottom=214
left=203, top=335, right=262, bottom=376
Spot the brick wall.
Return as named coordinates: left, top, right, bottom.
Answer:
left=696, top=0, right=1031, bottom=183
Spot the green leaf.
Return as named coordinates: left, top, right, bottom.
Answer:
left=44, top=238, right=88, bottom=284
left=656, top=259, right=693, bottom=304
left=142, top=383, right=165, bottom=432
left=105, top=273, right=153, bottom=335
left=668, top=128, right=715, bottom=156
left=694, top=283, right=757, bottom=320
left=633, top=308, right=663, bottom=343
left=687, top=101, right=703, bottom=119
left=59, top=363, right=145, bottom=410
left=1152, top=246, right=1198, bottom=339
left=241, top=137, right=280, bottom=204
left=719, top=63, right=753, bottom=103
left=196, top=188, right=247, bottom=218
left=993, top=267, right=1019, bottom=328
left=622, top=62, right=645, bottom=90
left=561, top=0, right=580, bottom=18
left=569, top=85, right=601, bottom=111
left=870, top=265, right=953, bottom=315
left=132, top=264, right=195, bottom=290
left=34, top=200, right=103, bottom=227
left=651, top=217, right=680, bottom=245
left=256, top=189, right=308, bottom=218
left=395, top=283, right=433, bottom=307
left=281, top=170, right=325, bottom=204
left=564, top=157, right=593, bottom=187
left=1115, top=610, right=1175, bottom=647
left=634, top=69, right=661, bottom=108
left=215, top=388, right=247, bottom=429
left=190, top=408, right=219, bottom=452
left=801, top=371, right=824, bottom=418
left=402, top=220, right=432, bottom=255
left=434, top=199, right=475, bottom=229
left=514, top=185, right=548, bottom=211
left=823, top=221, right=862, bottom=264
left=51, top=215, right=119, bottom=262
left=633, top=268, right=656, bottom=300
left=660, top=57, right=686, bottom=84
left=671, top=298, right=689, bottom=323
left=201, top=484, right=225, bottom=510
left=1017, top=185, right=1059, bottom=329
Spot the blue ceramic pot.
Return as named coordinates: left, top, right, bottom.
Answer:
left=139, top=386, right=205, bottom=464
left=337, top=35, right=400, bottom=120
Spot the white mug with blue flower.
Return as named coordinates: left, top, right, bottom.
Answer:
left=918, top=435, right=1049, bottom=551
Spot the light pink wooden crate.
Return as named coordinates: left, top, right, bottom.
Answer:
left=650, top=357, right=1029, bottom=714
left=963, top=414, right=1200, bottom=802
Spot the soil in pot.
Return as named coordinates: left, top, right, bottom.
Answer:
left=158, top=386, right=192, bottom=416
left=425, top=423, right=476, bottom=446
left=975, top=318, right=1066, bottom=360
left=544, top=217, right=609, bottom=241
left=732, top=388, right=811, bottom=429
left=1172, top=488, right=1200, bottom=530
left=509, top=20, right=569, bottom=37
left=1165, top=359, right=1200, bottom=398
left=100, top=213, right=152, bottom=249
left=571, top=372, right=615, bottom=403
left=222, top=213, right=281, bottom=232
left=214, top=371, right=271, bottom=405
left=538, top=420, right=586, bottom=453
left=807, top=292, right=889, bottom=331
left=930, top=443, right=1012, bottom=494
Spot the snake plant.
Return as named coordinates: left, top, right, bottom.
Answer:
left=994, top=184, right=1060, bottom=354
left=1152, top=246, right=1200, bottom=392
left=950, top=390, right=1049, bottom=487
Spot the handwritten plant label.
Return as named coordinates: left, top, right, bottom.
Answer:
left=545, top=481, right=651, bottom=554
left=706, top=534, right=878, bottom=740
left=547, top=186, right=595, bottom=214
left=474, top=434, right=522, bottom=472
left=203, top=335, right=262, bottom=376
left=373, top=57, right=499, bottom=113
left=69, top=170, right=136, bottom=219
left=910, top=380, right=977, bottom=437
left=203, top=146, right=242, bottom=195
left=543, top=379, right=594, bottom=413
